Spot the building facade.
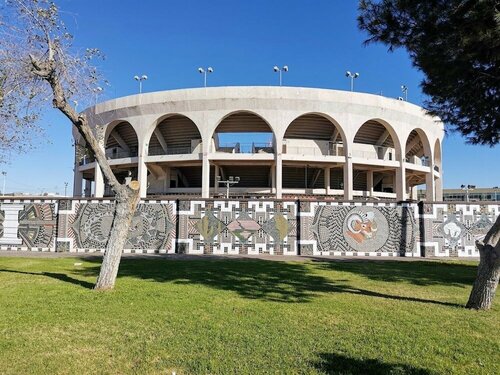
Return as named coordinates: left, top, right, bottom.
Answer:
left=418, top=187, right=500, bottom=202
left=73, top=86, right=444, bottom=201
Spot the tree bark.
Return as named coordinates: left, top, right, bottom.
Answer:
left=94, top=186, right=140, bottom=290
left=466, top=215, right=500, bottom=310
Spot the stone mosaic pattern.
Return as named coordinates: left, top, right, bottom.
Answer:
left=0, top=199, right=497, bottom=257
left=0, top=202, right=56, bottom=250
left=307, top=203, right=417, bottom=256
left=177, top=200, right=297, bottom=255
left=64, top=201, right=176, bottom=253
left=420, top=203, right=499, bottom=257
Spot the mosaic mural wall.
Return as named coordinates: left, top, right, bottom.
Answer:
left=176, top=200, right=297, bottom=255
left=0, top=199, right=498, bottom=257
left=0, top=201, right=57, bottom=251
left=419, top=203, right=500, bottom=257
left=301, top=202, right=418, bottom=257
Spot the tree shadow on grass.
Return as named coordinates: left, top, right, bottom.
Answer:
left=0, top=268, right=94, bottom=289
left=71, top=258, right=464, bottom=306
left=312, top=352, right=435, bottom=375
left=311, top=259, right=476, bottom=288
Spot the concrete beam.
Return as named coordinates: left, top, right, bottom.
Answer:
left=110, top=130, right=130, bottom=152
left=153, top=128, right=168, bottom=153
left=376, top=130, right=389, bottom=146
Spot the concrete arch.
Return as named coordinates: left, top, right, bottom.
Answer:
left=145, top=113, right=202, bottom=156
left=142, top=113, right=203, bottom=152
left=404, top=127, right=433, bottom=161
left=104, top=119, right=138, bottom=148
left=209, top=110, right=277, bottom=147
left=284, top=112, right=349, bottom=156
left=353, top=118, right=403, bottom=160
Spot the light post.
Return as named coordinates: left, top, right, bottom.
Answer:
left=401, top=85, right=408, bottom=101
left=345, top=71, right=360, bottom=91
left=1, top=171, right=6, bottom=196
left=64, top=182, right=68, bottom=196
left=92, top=87, right=103, bottom=105
left=461, top=184, right=476, bottom=202
left=273, top=65, right=288, bottom=86
left=198, top=67, right=213, bottom=87
left=134, top=75, right=148, bottom=93
left=216, top=175, right=240, bottom=199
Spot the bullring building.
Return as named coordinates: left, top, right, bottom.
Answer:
left=73, top=87, right=444, bottom=201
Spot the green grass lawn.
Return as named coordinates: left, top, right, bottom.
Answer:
left=0, top=256, right=498, bottom=374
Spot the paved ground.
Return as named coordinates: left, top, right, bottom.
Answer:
left=0, top=251, right=479, bottom=262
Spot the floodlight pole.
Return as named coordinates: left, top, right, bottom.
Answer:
left=273, top=65, right=288, bottom=86
left=345, top=71, right=360, bottom=92
left=401, top=85, right=408, bottom=101
left=64, top=182, right=68, bottom=196
left=92, top=87, right=103, bottom=105
left=134, top=75, right=148, bottom=94
left=216, top=176, right=240, bottom=199
left=1, top=171, right=6, bottom=196
left=198, top=67, right=214, bottom=87
left=461, top=184, right=475, bottom=202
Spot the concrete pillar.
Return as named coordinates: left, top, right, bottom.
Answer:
left=214, top=165, right=219, bottom=194
left=367, top=170, right=374, bottom=198
left=426, top=171, right=436, bottom=202
left=396, top=163, right=406, bottom=200
left=73, top=167, right=83, bottom=197
left=202, top=153, right=210, bottom=198
left=276, top=155, right=283, bottom=199
left=324, top=167, right=330, bottom=195
left=343, top=158, right=353, bottom=200
left=271, top=165, right=276, bottom=194
left=164, top=166, right=171, bottom=193
left=137, top=142, right=148, bottom=198
left=94, top=164, right=104, bottom=197
left=435, top=173, right=443, bottom=201
left=84, top=179, right=92, bottom=197
left=411, top=185, right=418, bottom=200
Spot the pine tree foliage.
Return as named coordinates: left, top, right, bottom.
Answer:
left=358, top=0, right=500, bottom=145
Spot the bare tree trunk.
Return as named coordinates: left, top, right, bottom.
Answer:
left=94, top=187, right=140, bottom=290
left=466, top=215, right=500, bottom=310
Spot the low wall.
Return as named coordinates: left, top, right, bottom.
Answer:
left=0, top=198, right=497, bottom=257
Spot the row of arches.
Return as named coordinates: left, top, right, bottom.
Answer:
left=96, top=111, right=440, bottom=166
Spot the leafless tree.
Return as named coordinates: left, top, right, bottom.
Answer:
left=0, top=0, right=140, bottom=290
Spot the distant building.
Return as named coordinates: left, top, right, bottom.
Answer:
left=418, top=187, right=500, bottom=202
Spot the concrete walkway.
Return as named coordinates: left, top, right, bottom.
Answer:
left=0, top=251, right=479, bottom=262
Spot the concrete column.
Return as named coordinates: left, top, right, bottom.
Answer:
left=84, top=179, right=92, bottom=197
left=202, top=153, right=210, bottom=198
left=324, top=167, right=330, bottom=195
left=411, top=185, right=418, bottom=200
left=164, top=166, right=171, bottom=193
left=94, top=164, right=104, bottom=198
left=214, top=165, right=219, bottom=194
left=276, top=155, right=283, bottom=199
left=435, top=173, right=443, bottom=201
left=396, top=162, right=406, bottom=201
left=367, top=170, right=374, bottom=198
left=343, top=158, right=353, bottom=200
left=426, top=171, right=436, bottom=202
left=73, top=167, right=83, bottom=197
left=137, top=142, right=148, bottom=198
left=271, top=164, right=276, bottom=194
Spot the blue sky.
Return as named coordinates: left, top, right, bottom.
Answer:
left=3, top=0, right=498, bottom=194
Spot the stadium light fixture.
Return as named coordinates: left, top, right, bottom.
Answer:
left=134, top=75, right=148, bottom=94
left=273, top=65, right=289, bottom=86
left=198, top=67, right=214, bottom=87
left=345, top=71, right=360, bottom=91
